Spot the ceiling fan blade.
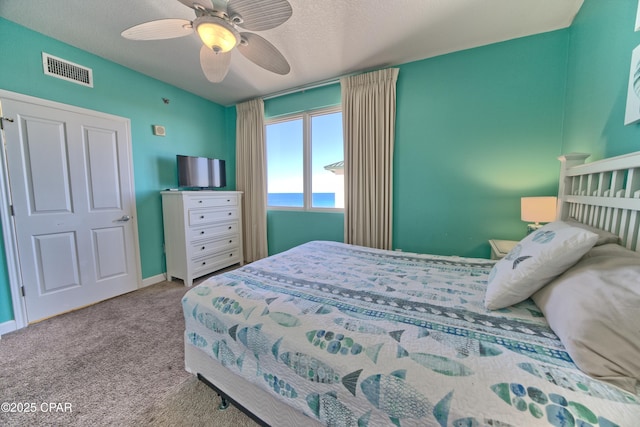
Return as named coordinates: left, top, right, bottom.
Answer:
left=228, top=0, right=292, bottom=31
left=121, top=19, right=193, bottom=40
left=200, top=45, right=232, bottom=82
left=238, top=33, right=290, bottom=75
left=178, top=0, right=214, bottom=11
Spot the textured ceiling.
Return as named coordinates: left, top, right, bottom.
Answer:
left=0, top=0, right=584, bottom=106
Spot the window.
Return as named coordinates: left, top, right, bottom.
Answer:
left=266, top=107, right=343, bottom=210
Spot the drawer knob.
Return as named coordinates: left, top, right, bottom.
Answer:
left=227, top=199, right=230, bottom=202
left=202, top=261, right=206, bottom=265
left=198, top=200, right=203, bottom=203
left=200, top=215, right=205, bottom=219
left=228, top=226, right=232, bottom=230
left=201, top=246, right=205, bottom=250
left=200, top=231, right=205, bottom=235
left=228, top=212, right=232, bottom=216
left=229, top=240, right=232, bottom=243
left=229, top=253, right=233, bottom=257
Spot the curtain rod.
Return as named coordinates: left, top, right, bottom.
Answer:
left=262, top=77, right=341, bottom=101
left=241, top=66, right=389, bottom=104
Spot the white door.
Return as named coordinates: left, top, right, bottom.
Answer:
left=1, top=97, right=140, bottom=322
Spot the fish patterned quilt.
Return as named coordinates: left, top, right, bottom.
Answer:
left=182, top=241, right=640, bottom=426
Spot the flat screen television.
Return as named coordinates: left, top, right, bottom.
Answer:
left=177, top=155, right=226, bottom=188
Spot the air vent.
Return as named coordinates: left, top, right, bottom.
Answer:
left=42, top=53, right=93, bottom=87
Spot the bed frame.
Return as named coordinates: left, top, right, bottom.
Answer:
left=185, top=150, right=640, bottom=426
left=558, top=151, right=640, bottom=252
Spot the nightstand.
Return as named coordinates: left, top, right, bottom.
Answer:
left=488, top=239, right=518, bottom=260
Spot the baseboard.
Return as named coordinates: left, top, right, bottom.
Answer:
left=0, top=319, right=17, bottom=337
left=141, top=273, right=166, bottom=288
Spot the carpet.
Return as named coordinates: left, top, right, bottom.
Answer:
left=0, top=280, right=258, bottom=426
left=133, top=376, right=258, bottom=427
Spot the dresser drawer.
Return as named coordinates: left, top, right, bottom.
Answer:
left=162, top=190, right=243, bottom=287
left=185, top=194, right=237, bottom=209
left=189, top=208, right=238, bottom=226
left=189, top=221, right=239, bottom=242
left=190, top=236, right=239, bottom=259
left=192, top=250, right=242, bottom=275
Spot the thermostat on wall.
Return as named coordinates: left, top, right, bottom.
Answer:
left=152, top=125, right=166, bottom=136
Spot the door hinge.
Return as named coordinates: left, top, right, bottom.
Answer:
left=21, top=286, right=25, bottom=297
left=9, top=205, right=14, bottom=216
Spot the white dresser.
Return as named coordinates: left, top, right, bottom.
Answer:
left=161, top=190, right=243, bottom=286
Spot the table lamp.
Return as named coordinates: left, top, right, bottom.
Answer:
left=521, top=196, right=557, bottom=234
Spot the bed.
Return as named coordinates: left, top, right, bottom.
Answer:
left=182, top=151, right=640, bottom=426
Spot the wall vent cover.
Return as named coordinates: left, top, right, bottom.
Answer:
left=42, top=53, right=93, bottom=87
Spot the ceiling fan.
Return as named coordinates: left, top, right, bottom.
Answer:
left=121, top=0, right=292, bottom=83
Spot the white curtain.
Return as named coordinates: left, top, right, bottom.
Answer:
left=236, top=98, right=268, bottom=262
left=341, top=68, right=399, bottom=250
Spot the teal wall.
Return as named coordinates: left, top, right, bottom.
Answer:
left=0, top=18, right=231, bottom=323
left=267, top=211, right=344, bottom=255
left=562, top=0, right=640, bottom=158
left=0, top=235, right=9, bottom=322
left=393, top=31, right=568, bottom=257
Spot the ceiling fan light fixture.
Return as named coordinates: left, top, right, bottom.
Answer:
left=195, top=16, right=238, bottom=53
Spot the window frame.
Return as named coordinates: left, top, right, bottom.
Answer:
left=265, top=105, right=343, bottom=212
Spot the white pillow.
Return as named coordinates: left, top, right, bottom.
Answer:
left=565, top=218, right=620, bottom=246
left=532, top=244, right=640, bottom=393
left=484, top=221, right=598, bottom=310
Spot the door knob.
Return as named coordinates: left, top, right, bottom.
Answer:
left=116, top=215, right=131, bottom=222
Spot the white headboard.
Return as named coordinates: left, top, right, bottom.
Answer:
left=558, top=151, right=640, bottom=252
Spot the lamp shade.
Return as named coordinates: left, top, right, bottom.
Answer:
left=521, top=196, right=557, bottom=224
left=195, top=16, right=238, bottom=53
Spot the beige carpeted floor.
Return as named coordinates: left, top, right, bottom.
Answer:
left=0, top=279, right=259, bottom=427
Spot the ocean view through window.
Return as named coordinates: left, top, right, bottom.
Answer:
left=267, top=192, right=336, bottom=207
left=266, top=107, right=343, bottom=210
